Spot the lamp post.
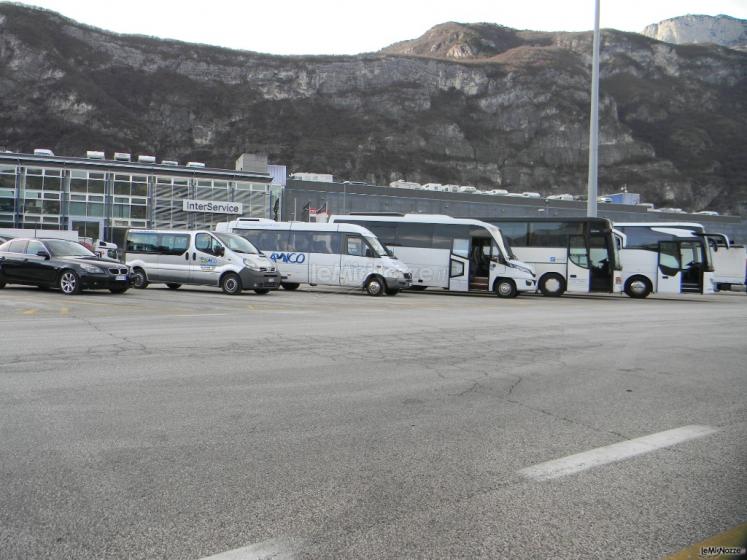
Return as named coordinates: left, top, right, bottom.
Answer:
left=587, top=0, right=601, bottom=217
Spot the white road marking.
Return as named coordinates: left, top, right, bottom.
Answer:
left=198, top=538, right=295, bottom=560
left=518, top=425, right=718, bottom=481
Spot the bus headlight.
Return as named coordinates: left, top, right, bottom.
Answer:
left=510, top=263, right=534, bottom=277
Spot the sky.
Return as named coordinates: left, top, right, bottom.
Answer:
left=12, top=0, right=747, bottom=55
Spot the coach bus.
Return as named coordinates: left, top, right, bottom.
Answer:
left=613, top=222, right=716, bottom=298
left=214, top=219, right=412, bottom=296
left=479, top=217, right=623, bottom=296
left=328, top=214, right=536, bottom=298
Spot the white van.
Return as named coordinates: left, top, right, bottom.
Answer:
left=125, top=229, right=281, bottom=295
left=214, top=219, right=412, bottom=296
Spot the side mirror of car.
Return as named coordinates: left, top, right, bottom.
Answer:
left=215, top=246, right=225, bottom=257
left=37, top=250, right=51, bottom=260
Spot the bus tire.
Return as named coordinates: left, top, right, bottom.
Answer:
left=166, top=283, right=181, bottom=290
left=539, top=273, right=566, bottom=297
left=132, top=268, right=149, bottom=289
left=624, top=276, right=652, bottom=298
left=385, top=287, right=400, bottom=296
left=494, top=278, right=518, bottom=298
left=364, top=276, right=385, bottom=297
left=281, top=282, right=300, bottom=290
left=221, top=272, right=243, bottom=295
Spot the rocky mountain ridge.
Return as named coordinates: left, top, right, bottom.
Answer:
left=642, top=14, right=747, bottom=51
left=0, top=4, right=745, bottom=213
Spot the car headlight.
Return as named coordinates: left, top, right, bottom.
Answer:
left=80, top=263, right=105, bottom=274
left=243, top=258, right=261, bottom=271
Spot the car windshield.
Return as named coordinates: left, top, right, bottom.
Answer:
left=365, top=236, right=387, bottom=258
left=214, top=232, right=260, bottom=255
left=45, top=240, right=97, bottom=257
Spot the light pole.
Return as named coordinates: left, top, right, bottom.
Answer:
left=587, top=0, right=601, bottom=217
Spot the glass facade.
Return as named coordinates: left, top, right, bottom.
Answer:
left=0, top=158, right=279, bottom=247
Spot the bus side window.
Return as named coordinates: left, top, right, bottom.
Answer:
left=345, top=236, right=364, bottom=257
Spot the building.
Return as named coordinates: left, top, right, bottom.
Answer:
left=0, top=151, right=281, bottom=247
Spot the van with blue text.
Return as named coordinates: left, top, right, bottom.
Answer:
left=214, top=219, right=412, bottom=296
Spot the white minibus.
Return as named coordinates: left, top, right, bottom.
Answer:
left=613, top=222, right=715, bottom=297
left=328, top=214, right=536, bottom=298
left=482, top=217, right=623, bottom=296
left=214, top=219, right=412, bottom=296
left=125, top=229, right=281, bottom=295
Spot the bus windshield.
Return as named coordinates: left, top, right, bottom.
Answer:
left=214, top=232, right=260, bottom=255
left=365, top=236, right=387, bottom=258
left=487, top=225, right=515, bottom=260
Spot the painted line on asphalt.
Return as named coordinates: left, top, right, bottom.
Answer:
left=518, top=425, right=718, bottom=481
left=198, top=538, right=295, bottom=560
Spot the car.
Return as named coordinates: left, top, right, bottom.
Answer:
left=0, top=238, right=131, bottom=295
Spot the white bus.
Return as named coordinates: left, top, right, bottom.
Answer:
left=328, top=214, right=536, bottom=298
left=214, top=219, right=412, bottom=296
left=481, top=217, right=623, bottom=296
left=614, top=222, right=716, bottom=297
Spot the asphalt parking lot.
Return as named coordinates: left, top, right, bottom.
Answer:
left=1, top=285, right=746, bottom=559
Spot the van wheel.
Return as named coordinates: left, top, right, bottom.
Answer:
left=365, top=276, right=384, bottom=297
left=132, top=269, right=149, bottom=289
left=221, top=273, right=242, bottom=295
left=494, top=278, right=517, bottom=298
left=254, top=288, right=270, bottom=295
left=166, top=283, right=182, bottom=290
left=624, top=276, right=652, bottom=298
left=385, top=287, right=400, bottom=296
left=281, top=282, right=300, bottom=291
left=539, top=273, right=566, bottom=296
left=59, top=270, right=82, bottom=295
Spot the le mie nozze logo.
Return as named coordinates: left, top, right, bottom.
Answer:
left=182, top=199, right=243, bottom=214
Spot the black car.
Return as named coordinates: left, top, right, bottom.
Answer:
left=0, top=238, right=131, bottom=295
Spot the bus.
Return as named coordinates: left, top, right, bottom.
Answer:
left=328, top=214, right=536, bottom=298
left=613, top=222, right=716, bottom=297
left=479, top=217, right=623, bottom=296
left=214, top=219, right=412, bottom=296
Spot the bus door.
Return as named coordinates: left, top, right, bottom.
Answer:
left=308, top=231, right=341, bottom=286
left=679, top=241, right=704, bottom=293
left=340, top=234, right=376, bottom=287
left=656, top=241, right=681, bottom=293
left=589, top=232, right=614, bottom=292
left=567, top=235, right=590, bottom=292
left=449, top=238, right=470, bottom=292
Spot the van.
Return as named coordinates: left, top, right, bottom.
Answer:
left=125, top=229, right=281, bottom=295
left=214, top=219, right=412, bottom=296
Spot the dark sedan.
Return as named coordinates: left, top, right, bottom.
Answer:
left=0, top=238, right=131, bottom=295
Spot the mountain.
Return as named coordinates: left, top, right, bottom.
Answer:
left=0, top=4, right=746, bottom=213
left=642, top=14, right=747, bottom=51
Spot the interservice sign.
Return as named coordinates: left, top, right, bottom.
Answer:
left=182, top=199, right=243, bottom=214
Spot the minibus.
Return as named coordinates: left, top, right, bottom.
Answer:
left=125, top=229, right=280, bottom=295
left=328, top=214, right=536, bottom=298
left=214, top=219, right=412, bottom=296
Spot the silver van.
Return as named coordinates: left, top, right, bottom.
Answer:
left=125, top=229, right=280, bottom=295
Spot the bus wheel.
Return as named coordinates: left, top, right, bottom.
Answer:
left=385, top=287, right=400, bottom=296
left=539, top=273, right=566, bottom=297
left=365, top=276, right=384, bottom=296
left=494, top=278, right=517, bottom=298
left=132, top=268, right=149, bottom=289
left=624, top=276, right=652, bottom=298
left=221, top=273, right=243, bottom=295
left=281, top=282, right=300, bottom=290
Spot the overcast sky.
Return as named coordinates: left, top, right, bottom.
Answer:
left=14, top=0, right=747, bottom=55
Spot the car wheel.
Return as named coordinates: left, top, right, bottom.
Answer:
left=110, top=287, right=129, bottom=294
left=624, top=276, right=652, bottom=298
left=59, top=270, right=81, bottom=295
left=221, top=272, right=242, bottom=295
left=385, top=287, right=400, bottom=296
left=365, top=276, right=384, bottom=297
left=494, top=278, right=517, bottom=298
left=539, top=273, right=566, bottom=297
left=281, top=282, right=300, bottom=290
left=132, top=269, right=149, bottom=289
left=166, top=283, right=182, bottom=290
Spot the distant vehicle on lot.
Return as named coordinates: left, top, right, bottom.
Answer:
left=125, top=229, right=280, bottom=295
left=328, top=214, right=536, bottom=298
left=0, top=238, right=130, bottom=295
left=546, top=194, right=575, bottom=201
left=695, top=210, right=720, bottom=216
left=214, top=219, right=412, bottom=296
